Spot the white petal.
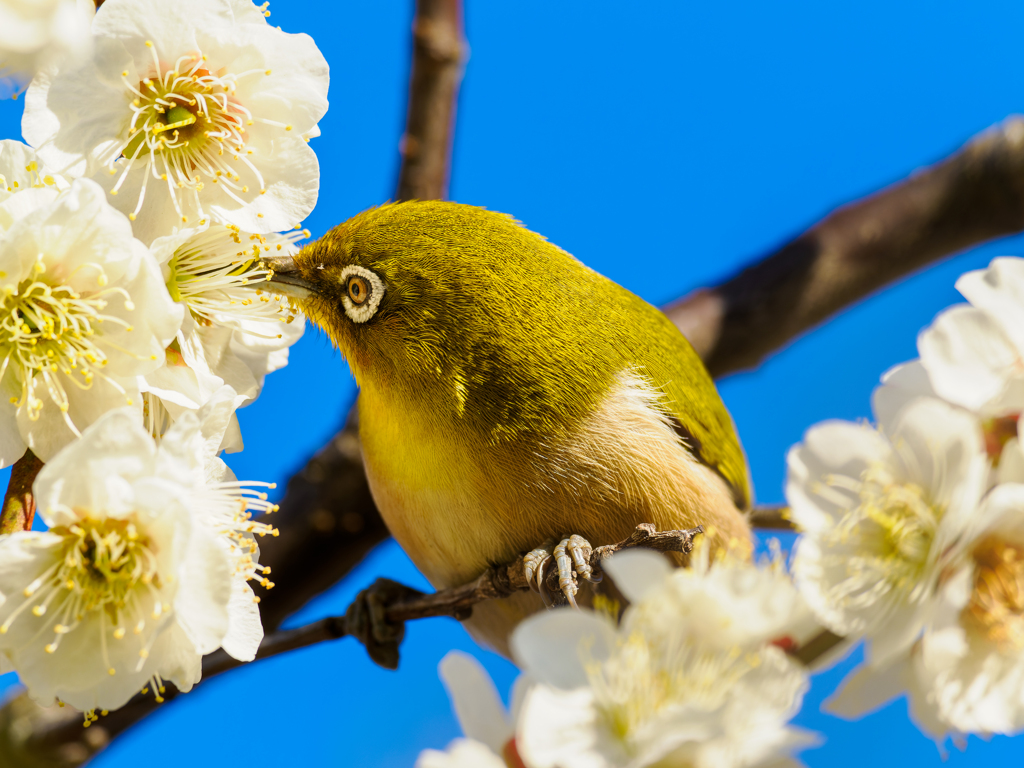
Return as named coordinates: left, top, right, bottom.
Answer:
left=220, top=579, right=263, bottom=662
left=16, top=373, right=142, bottom=463
left=33, top=408, right=154, bottom=521
left=438, top=651, right=511, bottom=752
left=0, top=398, right=28, bottom=469
left=826, top=653, right=911, bottom=720
left=785, top=420, right=890, bottom=535
left=206, top=138, right=321, bottom=235
left=888, top=397, right=987, bottom=551
left=872, top=359, right=936, bottom=433
left=510, top=610, right=617, bottom=690
left=516, top=685, right=620, bottom=768
left=0, top=186, right=60, bottom=236
left=919, top=305, right=1022, bottom=412
left=998, top=437, right=1024, bottom=485
left=956, top=257, right=1024, bottom=352
left=415, top=739, right=507, bottom=768
left=92, top=0, right=268, bottom=48
left=174, top=530, right=233, bottom=655
left=603, top=549, right=673, bottom=605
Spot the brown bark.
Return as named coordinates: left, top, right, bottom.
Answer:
left=395, top=0, right=465, bottom=201
left=0, top=450, right=43, bottom=535
left=667, top=118, right=1024, bottom=378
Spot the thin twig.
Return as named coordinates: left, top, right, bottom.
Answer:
left=666, top=117, right=1024, bottom=379
left=0, top=450, right=43, bottom=535
left=395, top=0, right=465, bottom=201
left=748, top=505, right=795, bottom=531
left=204, top=524, right=704, bottom=678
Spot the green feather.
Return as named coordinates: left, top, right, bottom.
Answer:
left=296, top=200, right=750, bottom=509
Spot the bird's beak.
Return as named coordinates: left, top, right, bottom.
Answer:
left=263, top=254, right=318, bottom=301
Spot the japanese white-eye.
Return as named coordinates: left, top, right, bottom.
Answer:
left=269, top=200, right=751, bottom=656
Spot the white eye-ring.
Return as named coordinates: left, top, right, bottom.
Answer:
left=340, top=264, right=385, bottom=323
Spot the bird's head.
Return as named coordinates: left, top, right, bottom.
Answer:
left=264, top=200, right=605, bottom=430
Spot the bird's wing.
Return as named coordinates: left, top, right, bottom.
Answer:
left=632, top=302, right=752, bottom=510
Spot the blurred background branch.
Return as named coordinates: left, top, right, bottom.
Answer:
left=7, top=0, right=1024, bottom=762
left=667, top=118, right=1024, bottom=378
left=395, top=0, right=464, bottom=201
left=0, top=450, right=41, bottom=535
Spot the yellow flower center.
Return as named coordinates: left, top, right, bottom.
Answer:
left=865, top=481, right=936, bottom=573
left=0, top=516, right=166, bottom=675
left=965, top=536, right=1024, bottom=651
left=166, top=225, right=302, bottom=330
left=590, top=632, right=753, bottom=753
left=0, top=262, right=136, bottom=427
left=111, top=41, right=290, bottom=223
left=822, top=466, right=941, bottom=606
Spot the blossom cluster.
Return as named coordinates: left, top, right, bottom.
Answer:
left=0, top=0, right=327, bottom=717
left=419, top=546, right=819, bottom=768
left=787, top=255, right=1024, bottom=741
left=418, top=255, right=1024, bottom=767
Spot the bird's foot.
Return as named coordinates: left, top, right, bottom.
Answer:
left=344, top=577, right=424, bottom=670
left=523, top=534, right=602, bottom=609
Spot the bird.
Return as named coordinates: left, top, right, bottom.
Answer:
left=265, top=200, right=752, bottom=658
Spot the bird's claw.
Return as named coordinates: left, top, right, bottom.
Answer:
left=523, top=534, right=600, bottom=609
left=344, top=577, right=423, bottom=670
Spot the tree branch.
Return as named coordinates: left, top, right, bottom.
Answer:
left=395, top=0, right=465, bottom=201
left=209, top=524, right=705, bottom=678
left=666, top=117, right=1024, bottom=378
left=0, top=450, right=43, bottom=535
left=748, top=505, right=794, bottom=531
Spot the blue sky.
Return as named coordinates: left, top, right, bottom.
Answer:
left=3, top=1, right=1024, bottom=765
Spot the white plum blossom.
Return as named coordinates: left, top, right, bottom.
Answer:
left=141, top=222, right=305, bottom=445
left=0, top=402, right=277, bottom=713
left=415, top=651, right=525, bottom=768
left=0, top=0, right=92, bottom=96
left=0, top=177, right=181, bottom=465
left=828, top=483, right=1024, bottom=741
left=787, top=397, right=989, bottom=667
left=509, top=549, right=815, bottom=768
left=23, top=0, right=329, bottom=244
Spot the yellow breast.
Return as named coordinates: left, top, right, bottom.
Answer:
left=357, top=369, right=751, bottom=654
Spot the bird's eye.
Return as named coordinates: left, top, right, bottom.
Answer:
left=338, top=264, right=385, bottom=323
left=347, top=275, right=369, bottom=305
